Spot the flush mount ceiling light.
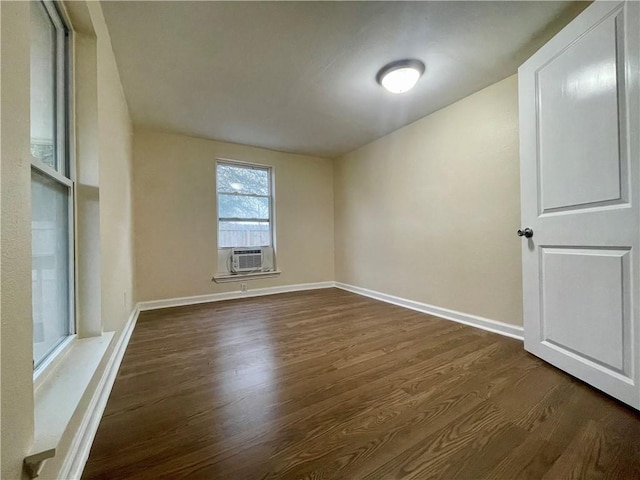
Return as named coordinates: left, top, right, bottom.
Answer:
left=376, top=59, right=425, bottom=94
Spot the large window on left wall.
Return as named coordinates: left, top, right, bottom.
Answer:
left=30, top=1, right=74, bottom=368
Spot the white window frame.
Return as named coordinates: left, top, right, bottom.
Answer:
left=215, top=158, right=275, bottom=249
left=31, top=0, right=75, bottom=373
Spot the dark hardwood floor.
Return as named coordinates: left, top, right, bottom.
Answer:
left=82, top=288, right=640, bottom=479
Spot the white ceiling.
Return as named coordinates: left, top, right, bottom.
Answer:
left=101, top=1, right=588, bottom=158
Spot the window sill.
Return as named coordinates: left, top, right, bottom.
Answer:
left=212, top=270, right=282, bottom=283
left=34, top=335, right=77, bottom=391
left=25, top=332, right=115, bottom=478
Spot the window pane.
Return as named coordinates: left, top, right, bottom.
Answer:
left=30, top=2, right=57, bottom=170
left=219, top=221, right=271, bottom=248
left=218, top=193, right=269, bottom=220
left=32, top=170, right=70, bottom=366
left=217, top=164, right=269, bottom=195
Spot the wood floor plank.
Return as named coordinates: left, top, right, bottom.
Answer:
left=258, top=342, right=530, bottom=480
left=111, top=334, right=497, bottom=479
left=222, top=342, right=526, bottom=480
left=82, top=288, right=640, bottom=480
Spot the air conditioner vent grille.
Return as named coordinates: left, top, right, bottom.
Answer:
left=231, top=248, right=263, bottom=272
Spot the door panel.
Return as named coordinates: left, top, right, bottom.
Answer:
left=537, top=10, right=623, bottom=212
left=519, top=1, right=639, bottom=409
left=540, top=247, right=630, bottom=374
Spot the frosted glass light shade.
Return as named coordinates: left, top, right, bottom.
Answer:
left=377, top=59, right=425, bottom=94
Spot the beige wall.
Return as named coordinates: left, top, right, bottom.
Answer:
left=133, top=130, right=334, bottom=301
left=91, top=2, right=136, bottom=332
left=1, top=3, right=34, bottom=478
left=0, top=2, right=136, bottom=477
left=334, top=75, right=523, bottom=326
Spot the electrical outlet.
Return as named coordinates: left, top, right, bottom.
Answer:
left=241, top=283, right=248, bottom=292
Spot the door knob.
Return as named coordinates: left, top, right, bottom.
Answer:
left=517, top=227, right=533, bottom=238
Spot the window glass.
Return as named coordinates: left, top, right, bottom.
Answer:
left=217, top=164, right=270, bottom=195
left=30, top=2, right=57, bottom=170
left=32, top=170, right=70, bottom=365
left=30, top=1, right=73, bottom=369
left=218, top=194, right=270, bottom=220
left=219, top=221, right=271, bottom=248
left=217, top=162, right=273, bottom=248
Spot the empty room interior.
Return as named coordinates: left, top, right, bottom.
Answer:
left=2, top=0, right=640, bottom=479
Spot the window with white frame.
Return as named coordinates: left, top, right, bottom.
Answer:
left=216, top=161, right=273, bottom=248
left=30, top=1, right=74, bottom=368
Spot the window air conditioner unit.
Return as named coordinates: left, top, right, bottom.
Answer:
left=231, top=248, right=263, bottom=273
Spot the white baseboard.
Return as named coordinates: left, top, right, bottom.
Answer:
left=138, top=280, right=523, bottom=339
left=335, top=282, right=524, bottom=341
left=137, top=281, right=335, bottom=311
left=58, top=304, right=141, bottom=480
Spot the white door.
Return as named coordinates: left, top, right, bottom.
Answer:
left=519, top=0, right=639, bottom=409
